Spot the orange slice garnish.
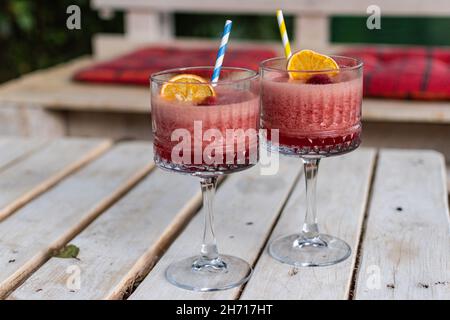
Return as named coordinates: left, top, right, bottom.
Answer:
left=287, top=49, right=339, bottom=80
left=160, top=74, right=216, bottom=103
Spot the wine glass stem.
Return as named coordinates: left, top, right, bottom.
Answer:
left=302, top=158, right=320, bottom=239
left=199, top=176, right=219, bottom=261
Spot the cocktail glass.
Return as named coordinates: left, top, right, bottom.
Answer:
left=260, top=56, right=363, bottom=266
left=151, top=67, right=260, bottom=290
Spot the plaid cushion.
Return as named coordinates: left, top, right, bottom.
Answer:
left=73, top=46, right=277, bottom=86
left=340, top=47, right=450, bottom=100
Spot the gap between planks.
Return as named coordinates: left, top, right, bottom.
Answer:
left=110, top=177, right=228, bottom=300
left=0, top=138, right=50, bottom=174
left=129, top=158, right=303, bottom=300
left=0, top=139, right=113, bottom=222
left=234, top=169, right=303, bottom=300
left=238, top=149, right=377, bottom=300
left=0, top=143, right=155, bottom=298
left=347, top=150, right=379, bottom=299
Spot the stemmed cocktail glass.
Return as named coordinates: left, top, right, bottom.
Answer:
left=151, top=67, right=260, bottom=290
left=260, top=56, right=363, bottom=266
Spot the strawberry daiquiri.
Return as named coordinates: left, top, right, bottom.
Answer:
left=150, top=66, right=260, bottom=292
left=153, top=87, right=259, bottom=175
left=261, top=50, right=364, bottom=267
left=261, top=54, right=362, bottom=157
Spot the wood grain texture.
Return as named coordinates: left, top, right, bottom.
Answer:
left=0, top=57, right=149, bottom=114
left=0, top=142, right=154, bottom=298
left=354, top=150, right=450, bottom=300
left=0, top=138, right=48, bottom=171
left=240, top=149, right=376, bottom=300
left=130, top=157, right=302, bottom=300
left=0, top=138, right=112, bottom=221
left=9, top=169, right=203, bottom=300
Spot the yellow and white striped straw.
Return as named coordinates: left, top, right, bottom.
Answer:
left=276, top=9, right=292, bottom=59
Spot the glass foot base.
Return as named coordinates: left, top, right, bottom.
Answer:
left=269, top=234, right=351, bottom=267
left=165, top=255, right=253, bottom=292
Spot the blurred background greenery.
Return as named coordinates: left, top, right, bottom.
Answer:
left=1, top=1, right=450, bottom=84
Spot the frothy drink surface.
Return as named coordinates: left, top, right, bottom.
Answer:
left=152, top=88, right=260, bottom=167
left=261, top=75, right=362, bottom=151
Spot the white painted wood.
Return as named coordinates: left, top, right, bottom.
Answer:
left=447, top=165, right=450, bottom=192
left=362, top=123, right=450, bottom=165
left=92, top=0, right=450, bottom=16
left=125, top=11, right=173, bottom=41
left=354, top=150, right=449, bottom=300
left=363, top=100, right=450, bottom=124
left=0, top=103, right=65, bottom=137
left=66, top=111, right=152, bottom=140
left=130, top=157, right=302, bottom=300
left=0, top=57, right=150, bottom=114
left=0, top=138, right=112, bottom=221
left=125, top=11, right=161, bottom=41
left=0, top=142, right=154, bottom=298
left=9, top=168, right=202, bottom=300
left=294, top=15, right=329, bottom=51
left=240, top=149, right=376, bottom=300
left=0, top=138, right=48, bottom=171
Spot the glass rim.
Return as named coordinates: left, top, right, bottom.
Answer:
left=260, top=55, right=364, bottom=73
left=150, top=66, right=259, bottom=85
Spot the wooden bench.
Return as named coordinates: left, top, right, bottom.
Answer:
left=0, top=137, right=447, bottom=299
left=0, top=0, right=449, bottom=189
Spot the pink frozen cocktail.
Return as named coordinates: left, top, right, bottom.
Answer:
left=261, top=53, right=364, bottom=268
left=261, top=56, right=362, bottom=157
left=152, top=85, right=259, bottom=175
left=150, top=66, right=260, bottom=292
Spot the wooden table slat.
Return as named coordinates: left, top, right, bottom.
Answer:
left=240, top=149, right=376, bottom=300
left=354, top=150, right=450, bottom=300
left=130, top=157, right=302, bottom=300
left=0, top=142, right=153, bottom=298
left=0, top=138, right=48, bottom=171
left=9, top=168, right=203, bottom=300
left=0, top=138, right=448, bottom=300
left=0, top=138, right=112, bottom=221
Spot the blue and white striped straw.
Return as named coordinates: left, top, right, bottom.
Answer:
left=211, top=20, right=232, bottom=84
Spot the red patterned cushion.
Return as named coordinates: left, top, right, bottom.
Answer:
left=340, top=47, right=450, bottom=100
left=73, top=46, right=277, bottom=86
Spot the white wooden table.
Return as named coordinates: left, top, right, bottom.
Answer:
left=0, top=137, right=448, bottom=300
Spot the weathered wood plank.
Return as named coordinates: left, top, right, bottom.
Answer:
left=92, top=0, right=450, bottom=16
left=354, top=150, right=450, bottom=300
left=9, top=169, right=202, bottom=300
left=0, top=138, right=48, bottom=171
left=0, top=142, right=154, bottom=298
left=240, top=149, right=376, bottom=300
left=0, top=57, right=149, bottom=114
left=0, top=138, right=112, bottom=221
left=362, top=100, right=450, bottom=124
left=130, top=157, right=302, bottom=300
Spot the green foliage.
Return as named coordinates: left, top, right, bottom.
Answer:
left=175, top=13, right=294, bottom=41
left=0, top=0, right=123, bottom=83
left=331, top=16, right=450, bottom=45
left=54, top=244, right=80, bottom=259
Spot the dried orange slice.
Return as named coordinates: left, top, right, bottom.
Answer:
left=160, top=74, right=216, bottom=103
left=287, top=49, right=339, bottom=80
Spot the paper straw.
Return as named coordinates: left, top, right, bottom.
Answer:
left=211, top=20, right=232, bottom=84
left=276, top=10, right=292, bottom=59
